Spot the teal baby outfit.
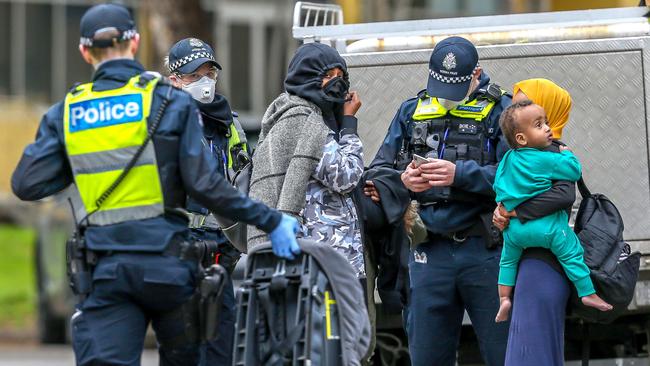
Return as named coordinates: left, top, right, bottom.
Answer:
left=493, top=148, right=594, bottom=297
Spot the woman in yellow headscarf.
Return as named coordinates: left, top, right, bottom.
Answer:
left=495, top=78, right=575, bottom=366
left=512, top=78, right=572, bottom=139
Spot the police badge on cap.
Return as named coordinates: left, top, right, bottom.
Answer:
left=427, top=37, right=480, bottom=101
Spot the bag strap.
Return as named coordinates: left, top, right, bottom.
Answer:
left=79, top=80, right=173, bottom=227
left=577, top=176, right=592, bottom=199
left=257, top=270, right=306, bottom=366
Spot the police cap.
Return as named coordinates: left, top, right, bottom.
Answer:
left=426, top=36, right=479, bottom=101
left=79, top=4, right=137, bottom=48
left=167, top=38, right=222, bottom=75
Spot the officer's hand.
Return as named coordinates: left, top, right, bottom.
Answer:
left=559, top=145, right=571, bottom=152
left=401, top=162, right=431, bottom=192
left=419, top=159, right=456, bottom=186
left=269, top=214, right=301, bottom=260
left=343, top=91, right=361, bottom=116
left=363, top=180, right=381, bottom=202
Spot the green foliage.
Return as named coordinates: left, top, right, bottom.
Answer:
left=0, top=225, right=36, bottom=328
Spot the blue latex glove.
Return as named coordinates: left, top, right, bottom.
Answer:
left=268, top=214, right=301, bottom=260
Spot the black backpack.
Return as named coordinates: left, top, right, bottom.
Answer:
left=570, top=177, right=641, bottom=324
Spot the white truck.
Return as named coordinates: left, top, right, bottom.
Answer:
left=292, top=3, right=650, bottom=364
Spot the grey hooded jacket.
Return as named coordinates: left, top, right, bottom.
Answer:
left=247, top=93, right=330, bottom=248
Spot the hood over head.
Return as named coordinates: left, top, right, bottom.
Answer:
left=284, top=43, right=349, bottom=132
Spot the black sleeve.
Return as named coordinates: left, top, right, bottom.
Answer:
left=179, top=101, right=282, bottom=233
left=12, top=103, right=73, bottom=201
left=516, top=180, right=576, bottom=223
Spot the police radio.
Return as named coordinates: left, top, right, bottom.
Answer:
left=66, top=198, right=95, bottom=297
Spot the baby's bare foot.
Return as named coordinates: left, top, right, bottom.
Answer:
left=582, top=294, right=613, bottom=311
left=495, top=298, right=512, bottom=322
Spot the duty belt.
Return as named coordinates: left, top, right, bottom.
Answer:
left=188, top=212, right=221, bottom=231
left=432, top=222, right=484, bottom=243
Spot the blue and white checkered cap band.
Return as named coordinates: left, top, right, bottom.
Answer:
left=168, top=52, right=216, bottom=73
left=79, top=28, right=137, bottom=47
left=429, top=64, right=480, bottom=84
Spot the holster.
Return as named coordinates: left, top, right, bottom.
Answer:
left=158, top=254, right=228, bottom=346
left=199, top=264, right=228, bottom=341
left=478, top=211, right=503, bottom=250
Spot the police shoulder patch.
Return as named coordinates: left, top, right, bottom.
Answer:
left=455, top=105, right=484, bottom=113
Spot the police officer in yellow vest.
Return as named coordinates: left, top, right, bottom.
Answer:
left=11, top=4, right=300, bottom=366
left=165, top=37, right=247, bottom=366
left=366, top=36, right=511, bottom=365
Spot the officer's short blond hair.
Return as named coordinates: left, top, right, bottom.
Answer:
left=86, top=28, right=132, bottom=60
left=162, top=56, right=171, bottom=76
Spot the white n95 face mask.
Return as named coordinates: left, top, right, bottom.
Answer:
left=182, top=76, right=216, bottom=103
left=438, top=97, right=465, bottom=110
left=437, top=76, right=479, bottom=110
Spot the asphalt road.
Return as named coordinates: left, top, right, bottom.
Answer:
left=1, top=344, right=649, bottom=365
left=0, top=344, right=158, bottom=366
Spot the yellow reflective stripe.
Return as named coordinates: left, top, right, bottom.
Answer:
left=90, top=204, right=165, bottom=226
left=68, top=145, right=155, bottom=174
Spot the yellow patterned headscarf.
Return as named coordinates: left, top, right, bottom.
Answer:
left=513, top=79, right=572, bottom=139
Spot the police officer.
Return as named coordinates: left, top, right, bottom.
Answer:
left=366, top=36, right=511, bottom=366
left=166, top=37, right=247, bottom=366
left=11, top=4, right=300, bottom=366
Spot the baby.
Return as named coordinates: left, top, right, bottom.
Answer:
left=493, top=100, right=612, bottom=322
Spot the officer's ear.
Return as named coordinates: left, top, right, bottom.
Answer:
left=168, top=73, right=182, bottom=88
left=128, top=34, right=140, bottom=57
left=473, top=66, right=482, bottom=79
left=79, top=45, right=95, bottom=65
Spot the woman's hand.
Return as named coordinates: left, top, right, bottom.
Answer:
left=493, top=203, right=516, bottom=231
left=363, top=180, right=381, bottom=202
left=343, top=91, right=361, bottom=116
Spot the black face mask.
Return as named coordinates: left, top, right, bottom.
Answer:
left=322, top=77, right=350, bottom=104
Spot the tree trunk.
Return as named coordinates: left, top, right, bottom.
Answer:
left=139, top=0, right=211, bottom=71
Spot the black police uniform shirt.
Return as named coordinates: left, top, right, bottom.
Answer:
left=186, top=94, right=236, bottom=224
left=369, top=72, right=512, bottom=234
left=11, top=59, right=281, bottom=252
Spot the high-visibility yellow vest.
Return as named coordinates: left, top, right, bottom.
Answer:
left=413, top=95, right=497, bottom=121
left=226, top=119, right=247, bottom=170
left=63, top=74, right=164, bottom=226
